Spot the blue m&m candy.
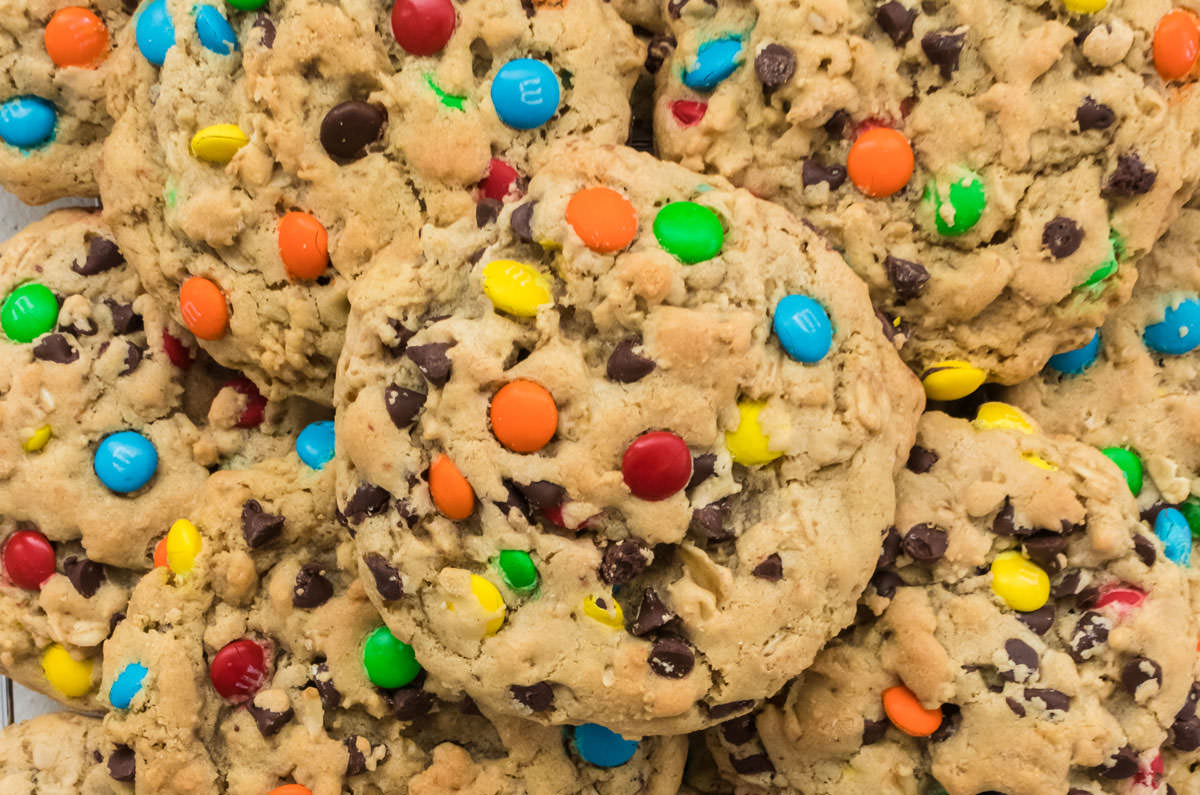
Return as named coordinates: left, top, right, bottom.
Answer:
left=296, top=421, right=335, bottom=470
left=194, top=5, right=237, bottom=55
left=682, top=37, right=743, bottom=91
left=491, top=59, right=560, bottom=130
left=571, top=724, right=639, bottom=767
left=1144, top=297, right=1200, bottom=355
left=0, top=97, right=56, bottom=149
left=136, top=0, right=176, bottom=65
left=94, top=431, right=158, bottom=493
left=773, top=295, right=833, bottom=363
left=1046, top=330, right=1101, bottom=375
left=1155, top=507, right=1191, bottom=566
left=109, top=662, right=148, bottom=709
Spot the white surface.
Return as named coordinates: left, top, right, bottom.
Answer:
left=1, top=189, right=100, bottom=723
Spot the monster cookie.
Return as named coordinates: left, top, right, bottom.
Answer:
left=703, top=407, right=1197, bottom=795
left=101, top=443, right=686, bottom=794
left=651, top=0, right=1200, bottom=387
left=0, top=0, right=127, bottom=203
left=98, top=0, right=642, bottom=402
left=0, top=712, right=126, bottom=794
left=334, top=141, right=923, bottom=734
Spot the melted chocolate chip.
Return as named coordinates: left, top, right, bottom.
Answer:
left=905, top=445, right=938, bottom=473
left=705, top=700, right=754, bottom=720
left=645, top=34, right=676, bottom=74
left=1024, top=688, right=1070, bottom=713
left=1005, top=697, right=1025, bottom=717
left=1068, top=611, right=1110, bottom=662
left=1000, top=638, right=1039, bottom=683
left=510, top=681, right=555, bottom=712
left=1173, top=716, right=1200, bottom=751
left=824, top=109, right=852, bottom=139
left=1076, top=96, right=1115, bottom=131
left=688, top=453, right=717, bottom=489
left=1133, top=535, right=1157, bottom=567
left=631, top=588, right=678, bottom=636
left=247, top=700, right=294, bottom=736
left=252, top=12, right=275, bottom=47
left=752, top=553, right=783, bottom=581
left=871, top=569, right=903, bottom=599
left=33, top=333, right=78, bottom=363
left=1016, top=603, right=1055, bottom=635
left=991, top=498, right=1019, bottom=536
left=606, top=337, right=657, bottom=382
left=599, top=540, right=651, bottom=585
left=406, top=342, right=454, bottom=387
left=476, top=198, right=502, bottom=227
left=105, top=299, right=143, bottom=335
left=730, top=753, right=775, bottom=775
left=1042, top=217, right=1083, bottom=259
left=107, top=746, right=135, bottom=781
left=385, top=319, right=415, bottom=357
left=1096, top=745, right=1139, bottom=779
left=391, top=686, right=434, bottom=720
left=720, top=713, right=757, bottom=745
left=309, top=663, right=341, bottom=709
left=62, top=556, right=104, bottom=598
left=883, top=255, right=929, bottom=301
left=493, top=480, right=531, bottom=519
left=862, top=717, right=889, bottom=745
left=1104, top=153, right=1156, bottom=197
left=690, top=501, right=733, bottom=543
left=241, top=499, right=285, bottom=548
left=345, top=737, right=368, bottom=776
left=320, top=101, right=387, bottom=161
left=364, top=552, right=404, bottom=600
left=1022, top=532, right=1068, bottom=574
left=929, top=704, right=959, bottom=742
left=801, top=159, right=847, bottom=190
left=510, top=201, right=536, bottom=242
left=293, top=563, right=334, bottom=608
left=901, top=523, right=947, bottom=561
left=1121, top=656, right=1163, bottom=698
left=1053, top=570, right=1084, bottom=599
left=921, top=29, right=965, bottom=80
left=72, top=238, right=125, bottom=276
left=875, top=1, right=917, bottom=45
left=384, top=385, right=426, bottom=429
left=343, top=483, right=392, bottom=524
left=517, top=481, right=565, bottom=511
left=755, top=43, right=796, bottom=88
left=120, top=343, right=144, bottom=376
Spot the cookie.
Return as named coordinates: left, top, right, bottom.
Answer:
left=0, top=712, right=126, bottom=794
left=98, top=0, right=643, bottom=402
left=651, top=0, right=1200, bottom=386
left=334, top=140, right=923, bottom=734
left=101, top=447, right=687, bottom=794
left=704, top=407, right=1197, bottom=795
left=0, top=0, right=127, bottom=203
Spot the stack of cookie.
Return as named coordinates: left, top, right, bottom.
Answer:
left=0, top=0, right=1198, bottom=793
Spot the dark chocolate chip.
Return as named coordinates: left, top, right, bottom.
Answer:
left=385, top=319, right=415, bottom=356
left=1000, top=638, right=1039, bottom=683
left=751, top=553, right=783, bottom=581
left=824, top=109, right=852, bottom=139
left=1016, top=603, right=1055, bottom=635
left=929, top=704, right=959, bottom=742
left=510, top=201, right=536, bottom=242
left=293, top=563, right=334, bottom=608
left=247, top=700, right=294, bottom=736
left=992, top=498, right=1018, bottom=536
left=1053, top=570, right=1084, bottom=599
left=1104, top=153, right=1156, bottom=197
left=517, top=481, right=565, bottom=511
left=905, top=446, right=938, bottom=473
left=363, top=552, right=404, bottom=600
left=730, top=753, right=775, bottom=775
left=1068, top=610, right=1110, bottom=662
left=1042, top=217, right=1083, bottom=259
left=1173, top=716, right=1200, bottom=751
left=309, top=663, right=341, bottom=709
left=72, top=238, right=125, bottom=276
left=344, top=484, right=392, bottom=524
left=690, top=501, right=733, bottom=543
left=883, top=255, right=929, bottom=301
left=1024, top=688, right=1070, bottom=713
left=345, top=736, right=368, bottom=776
left=1076, top=96, right=1115, bottom=131
left=391, top=686, right=434, bottom=720
left=493, top=480, right=531, bottom=519
left=875, top=1, right=917, bottom=45
left=252, top=12, right=275, bottom=47
left=241, top=499, right=285, bottom=548
left=755, top=43, right=796, bottom=88
left=384, top=385, right=426, bottom=429
left=1096, top=745, right=1139, bottom=779
left=599, top=539, right=652, bottom=585
left=62, top=556, right=104, bottom=598
left=921, top=29, right=965, bottom=80
left=32, top=333, right=78, bottom=363
left=901, top=523, right=947, bottom=561
left=406, top=342, right=454, bottom=387
left=720, top=713, right=757, bottom=745
left=1121, top=656, right=1163, bottom=698
left=118, top=343, right=144, bottom=377
left=1022, top=532, right=1068, bottom=574
left=1133, top=535, right=1157, bottom=567
left=705, top=700, right=754, bottom=720
left=476, top=198, right=502, bottom=227
left=688, top=453, right=717, bottom=489
left=510, top=681, right=554, bottom=712
left=645, top=34, right=676, bottom=74
left=1005, top=697, right=1026, bottom=717
left=871, top=569, right=903, bottom=599
left=878, top=526, right=901, bottom=568
left=108, top=611, right=125, bottom=636
left=105, top=299, right=143, bottom=335
left=320, top=101, right=387, bottom=161
left=107, top=745, right=135, bottom=781
left=58, top=318, right=96, bottom=337
left=630, top=588, right=678, bottom=636
left=862, top=717, right=888, bottom=745
left=606, top=338, right=657, bottom=382
left=801, top=159, right=847, bottom=190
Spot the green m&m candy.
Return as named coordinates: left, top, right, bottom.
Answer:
left=363, top=626, right=420, bottom=688
left=1, top=282, right=58, bottom=343
left=226, top=0, right=267, bottom=10
left=495, top=550, right=538, bottom=595
left=1180, top=497, right=1200, bottom=539
left=1101, top=446, right=1143, bottom=496
left=653, top=201, right=724, bottom=264
left=1078, top=229, right=1122, bottom=288
left=925, top=169, right=986, bottom=237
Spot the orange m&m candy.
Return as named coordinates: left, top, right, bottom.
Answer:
left=490, top=379, right=557, bottom=453
left=430, top=454, right=474, bottom=520
left=882, top=685, right=942, bottom=737
left=566, top=187, right=638, bottom=253
left=277, top=211, right=329, bottom=280
left=44, top=7, right=109, bottom=68
left=179, top=276, right=228, bottom=341
left=268, top=787, right=313, bottom=795
left=153, top=537, right=167, bottom=568
left=1154, top=9, right=1200, bottom=81
left=847, top=127, right=914, bottom=198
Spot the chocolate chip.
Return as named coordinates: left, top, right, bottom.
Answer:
left=252, top=12, right=275, bottom=47
left=385, top=319, right=415, bottom=357
left=517, top=481, right=565, bottom=511
left=883, top=255, right=929, bottom=301
left=824, top=109, right=852, bottom=139
left=32, top=333, right=78, bottom=363
left=1104, top=153, right=1156, bottom=197
left=391, top=686, right=434, bottom=720
left=600, top=539, right=651, bottom=585
left=320, top=101, right=387, bottom=161
left=901, top=523, right=947, bottom=561
left=1076, top=96, right=1115, bottom=131
left=107, top=746, right=135, bottom=782
left=921, top=30, right=965, bottom=80
left=801, top=159, right=847, bottom=190
left=247, top=700, right=294, bottom=736
left=510, top=201, right=536, bottom=242
left=108, top=611, right=125, bottom=636
left=58, top=317, right=95, bottom=337
left=1097, top=745, right=1138, bottom=779
left=384, top=385, right=426, bottom=429
left=1053, top=569, right=1084, bottom=599
left=510, top=681, right=554, bottom=712
left=877, top=526, right=901, bottom=569
left=493, top=480, right=531, bottom=519
left=406, top=342, right=453, bottom=387
left=730, top=754, right=774, bottom=775
left=862, top=717, right=888, bottom=745
left=241, top=499, right=285, bottom=548
left=1022, top=532, right=1068, bottom=574
left=705, top=700, right=754, bottom=720
left=630, top=588, right=677, bottom=636
left=345, top=736, right=368, bottom=776
left=645, top=34, right=676, bottom=74
left=751, top=553, right=783, bottom=581
left=688, top=453, right=716, bottom=489
left=363, top=552, right=404, bottom=600
left=309, top=663, right=341, bottom=710
left=1173, top=716, right=1200, bottom=751
left=1121, top=656, right=1163, bottom=699
left=1005, top=697, right=1025, bottom=717
left=62, top=556, right=104, bottom=598
left=690, top=501, right=733, bottom=543
left=72, top=238, right=125, bottom=276
left=606, top=337, right=657, bottom=382
left=1042, top=217, right=1083, bottom=259
left=928, top=704, right=959, bottom=742
left=875, top=1, right=917, bottom=45
left=720, top=713, right=757, bottom=744
left=476, top=198, right=502, bottom=227
left=343, top=483, right=392, bottom=524
left=905, top=446, right=938, bottom=473
left=1015, top=604, right=1055, bottom=636
left=1133, top=535, right=1157, bottom=567
left=105, top=300, right=143, bottom=335
left=1024, top=688, right=1070, bottom=713
left=1068, top=610, right=1110, bottom=662
left=871, top=569, right=903, bottom=599
left=755, top=43, right=796, bottom=88
left=293, top=563, right=334, bottom=608
left=1000, top=638, right=1039, bottom=683
left=991, top=498, right=1018, bottom=536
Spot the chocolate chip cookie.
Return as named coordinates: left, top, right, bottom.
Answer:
left=0, top=711, right=126, bottom=793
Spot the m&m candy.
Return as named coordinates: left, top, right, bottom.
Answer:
left=772, top=295, right=832, bottom=364
left=429, top=454, right=475, bottom=519
left=223, top=377, right=266, bottom=427
left=582, top=594, right=624, bottom=629
left=0, top=96, right=56, bottom=149
left=1094, top=584, right=1146, bottom=613
left=1078, top=231, right=1120, bottom=289
left=972, top=402, right=1035, bottom=434
left=226, top=0, right=267, bottom=10
left=491, top=59, right=560, bottom=130
left=1101, top=447, right=1143, bottom=496
left=490, top=380, right=557, bottom=453
left=178, top=276, right=228, bottom=340
left=1155, top=508, right=1191, bottom=566
left=924, top=170, right=986, bottom=236
left=94, top=430, right=158, bottom=493
left=571, top=724, right=639, bottom=767
left=652, top=201, right=723, bottom=264
left=166, top=518, right=202, bottom=574
left=391, top=0, right=455, bottom=56
left=1046, top=330, right=1101, bottom=375
left=109, top=662, right=148, bottom=709
left=990, top=551, right=1050, bottom=612
left=277, top=211, right=329, bottom=280
left=1180, top=497, right=1200, bottom=538
left=682, top=37, right=743, bottom=91
left=622, top=431, right=691, bottom=501
left=209, top=638, right=267, bottom=701
left=482, top=259, right=552, bottom=317
left=44, top=7, right=109, bottom=68
left=296, top=421, right=335, bottom=470
left=725, top=400, right=781, bottom=466
left=136, top=0, right=176, bottom=65
left=189, top=123, right=249, bottom=164
left=566, top=187, right=638, bottom=253
left=194, top=5, right=237, bottom=55
left=494, top=550, right=538, bottom=595
left=882, top=685, right=942, bottom=737
left=452, top=574, right=506, bottom=636
left=1144, top=297, right=1200, bottom=355
left=479, top=159, right=521, bottom=202
left=22, top=424, right=52, bottom=453
left=41, top=644, right=93, bottom=698
left=2, top=529, right=56, bottom=590
left=1155, top=10, right=1200, bottom=81
left=847, top=127, right=913, bottom=198
left=362, top=626, right=420, bottom=688
left=268, top=787, right=312, bottom=795
left=919, top=360, right=986, bottom=401
left=2, top=282, right=59, bottom=342
left=1063, top=0, right=1106, bottom=13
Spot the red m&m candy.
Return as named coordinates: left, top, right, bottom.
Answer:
left=479, top=158, right=521, bottom=202
left=222, top=377, right=266, bottom=428
left=161, top=330, right=193, bottom=369
left=621, top=431, right=692, bottom=501
left=209, top=638, right=267, bottom=702
left=1094, top=584, right=1145, bottom=616
left=2, top=529, right=56, bottom=590
left=670, top=100, right=707, bottom=127
left=391, top=0, right=455, bottom=56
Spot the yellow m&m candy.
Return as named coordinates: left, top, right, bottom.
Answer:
left=1063, top=0, right=1106, bottom=13
left=583, top=593, right=624, bottom=629
left=725, top=400, right=782, bottom=466
left=973, top=402, right=1036, bottom=434
left=921, top=360, right=986, bottom=402
left=41, top=644, right=93, bottom=698
left=166, top=518, right=202, bottom=575
left=190, top=124, right=249, bottom=164
left=991, top=551, right=1050, bottom=612
left=22, top=424, right=51, bottom=452
left=469, top=575, right=506, bottom=636
left=482, top=260, right=552, bottom=317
